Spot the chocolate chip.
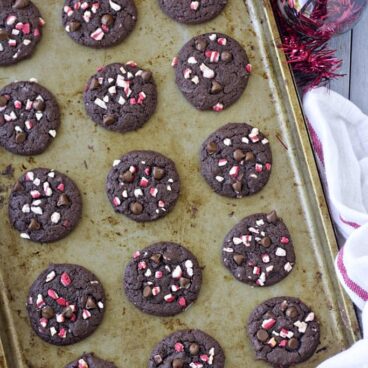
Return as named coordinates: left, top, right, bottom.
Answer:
left=103, top=115, right=115, bottom=126
left=153, top=167, right=165, bottom=180
left=15, top=132, right=26, bottom=144
left=264, top=311, right=275, bottom=320
left=245, top=151, right=255, bottom=161
left=0, top=115, right=4, bottom=126
left=150, top=253, right=162, bottom=264
left=101, top=14, right=114, bottom=26
left=28, top=218, right=40, bottom=231
left=13, top=181, right=23, bottom=192
left=0, top=95, right=8, bottom=107
left=233, top=254, right=245, bottom=265
left=288, top=337, right=299, bottom=350
left=163, top=248, right=179, bottom=262
left=179, top=277, right=190, bottom=288
left=221, top=51, right=233, bottom=62
left=256, top=329, right=269, bottom=342
left=33, top=100, right=45, bottom=112
left=260, top=237, right=271, bottom=248
left=195, top=39, right=207, bottom=51
left=13, top=0, right=29, bottom=9
left=85, top=296, right=97, bottom=309
left=233, top=149, right=246, bottom=162
left=120, top=170, right=134, bottom=183
left=153, top=355, right=163, bottom=364
left=68, top=21, right=81, bottom=32
left=57, top=194, right=70, bottom=207
left=62, top=306, right=74, bottom=319
left=130, top=202, right=143, bottom=215
left=189, top=343, right=199, bottom=355
left=41, top=306, right=54, bottom=319
left=266, top=210, right=278, bottom=223
left=141, top=70, right=152, bottom=82
left=210, top=81, right=223, bottom=94
left=0, top=29, right=8, bottom=41
left=286, top=306, right=298, bottom=319
left=206, top=141, right=218, bottom=154
left=172, top=358, right=184, bottom=368
left=89, top=78, right=100, bottom=91
left=143, top=285, right=152, bottom=298
left=232, top=181, right=242, bottom=193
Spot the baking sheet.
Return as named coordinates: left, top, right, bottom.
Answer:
left=0, top=0, right=360, bottom=367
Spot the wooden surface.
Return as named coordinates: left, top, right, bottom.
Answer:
left=329, top=7, right=368, bottom=112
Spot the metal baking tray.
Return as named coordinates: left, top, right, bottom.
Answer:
left=0, top=0, right=360, bottom=367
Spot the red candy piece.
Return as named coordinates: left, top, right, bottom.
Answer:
left=178, top=297, right=186, bottom=308
left=57, top=183, right=65, bottom=192
left=47, top=289, right=59, bottom=300
left=60, top=272, right=72, bottom=287
left=262, top=318, right=276, bottom=330
left=139, top=177, right=149, bottom=187
left=279, top=339, right=288, bottom=347
left=56, top=297, right=67, bottom=306
left=175, top=342, right=184, bottom=352
left=280, top=236, right=289, bottom=244
left=200, top=355, right=209, bottom=362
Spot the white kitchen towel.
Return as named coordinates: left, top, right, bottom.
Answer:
left=303, top=87, right=368, bottom=367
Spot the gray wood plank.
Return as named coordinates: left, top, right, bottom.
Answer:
left=350, top=7, right=368, bottom=114
left=328, top=31, right=352, bottom=98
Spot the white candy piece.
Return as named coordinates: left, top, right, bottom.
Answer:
left=200, top=63, right=215, bottom=79
left=275, top=248, right=286, bottom=257
left=22, top=204, right=30, bottom=213
left=294, top=320, right=308, bottom=333
left=305, top=312, right=315, bottom=322
left=51, top=212, right=61, bottom=224
left=188, top=56, right=197, bottom=64
left=45, top=271, right=56, bottom=282
left=223, top=138, right=231, bottom=146
left=94, top=98, right=107, bottom=109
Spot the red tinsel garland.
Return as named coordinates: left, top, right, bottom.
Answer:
left=273, top=0, right=352, bottom=90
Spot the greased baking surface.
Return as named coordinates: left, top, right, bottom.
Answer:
left=0, top=0, right=358, bottom=367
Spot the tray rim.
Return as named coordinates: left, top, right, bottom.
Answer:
left=262, top=0, right=360, bottom=344
left=0, top=1, right=361, bottom=367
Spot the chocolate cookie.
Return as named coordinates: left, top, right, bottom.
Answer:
left=106, top=151, right=180, bottom=222
left=84, top=62, right=157, bottom=133
left=158, top=0, right=227, bottom=24
left=200, top=123, right=272, bottom=198
left=248, top=297, right=320, bottom=367
left=0, top=0, right=45, bottom=66
left=0, top=81, right=60, bottom=155
left=62, top=0, right=137, bottom=48
left=124, top=242, right=202, bottom=317
left=27, top=264, right=105, bottom=346
left=222, top=211, right=295, bottom=287
left=8, top=168, right=82, bottom=243
left=148, top=329, right=225, bottom=368
left=65, top=352, right=117, bottom=368
left=173, top=33, right=250, bottom=112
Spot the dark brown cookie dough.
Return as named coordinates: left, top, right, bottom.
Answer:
left=173, top=33, right=251, bottom=111
left=148, top=329, right=225, bottom=368
left=124, top=242, right=202, bottom=317
left=200, top=123, right=272, bottom=198
left=106, top=151, right=180, bottom=222
left=248, top=297, right=320, bottom=367
left=222, top=212, right=295, bottom=287
left=0, top=0, right=45, bottom=66
left=0, top=81, right=60, bottom=155
left=27, top=264, right=105, bottom=346
left=65, top=352, right=117, bottom=368
left=158, top=0, right=227, bottom=24
left=8, top=168, right=82, bottom=243
left=62, top=0, right=137, bottom=48
left=84, top=62, right=157, bottom=133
